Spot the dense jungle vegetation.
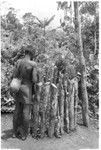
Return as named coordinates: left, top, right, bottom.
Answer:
left=1, top=1, right=99, bottom=120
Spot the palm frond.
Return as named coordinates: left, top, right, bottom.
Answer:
left=44, top=15, right=55, bottom=27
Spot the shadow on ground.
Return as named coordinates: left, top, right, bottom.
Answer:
left=1, top=114, right=99, bottom=150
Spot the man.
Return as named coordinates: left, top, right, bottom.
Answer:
left=11, top=45, right=37, bottom=140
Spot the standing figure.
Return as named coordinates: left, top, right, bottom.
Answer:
left=11, top=46, right=37, bottom=140
left=67, top=73, right=80, bottom=131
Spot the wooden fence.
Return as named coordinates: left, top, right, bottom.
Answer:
left=30, top=65, right=79, bottom=138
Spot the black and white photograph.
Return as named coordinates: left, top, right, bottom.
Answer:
left=0, top=0, right=99, bottom=150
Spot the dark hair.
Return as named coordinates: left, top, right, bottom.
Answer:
left=25, top=45, right=33, bottom=55
left=24, top=46, right=36, bottom=60
left=25, top=49, right=33, bottom=56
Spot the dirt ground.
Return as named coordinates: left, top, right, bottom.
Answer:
left=1, top=114, right=99, bottom=150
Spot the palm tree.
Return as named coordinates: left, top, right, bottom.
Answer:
left=34, top=15, right=55, bottom=52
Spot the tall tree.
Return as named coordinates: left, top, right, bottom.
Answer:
left=74, top=2, right=89, bottom=126
left=57, top=1, right=74, bottom=27
left=81, top=2, right=99, bottom=57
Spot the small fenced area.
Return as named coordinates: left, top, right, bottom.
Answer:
left=30, top=64, right=80, bottom=138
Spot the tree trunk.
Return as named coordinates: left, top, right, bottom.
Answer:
left=31, top=83, right=41, bottom=138
left=58, top=73, right=64, bottom=135
left=74, top=2, right=89, bottom=126
left=48, top=83, right=58, bottom=137
left=74, top=2, right=78, bottom=33
left=52, top=66, right=60, bottom=137
left=43, top=26, right=45, bottom=52
left=68, top=80, right=75, bottom=131
left=39, top=82, right=47, bottom=138
left=94, top=31, right=97, bottom=55
left=73, top=77, right=79, bottom=129
left=63, top=76, right=69, bottom=133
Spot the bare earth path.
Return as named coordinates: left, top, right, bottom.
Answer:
left=1, top=114, right=99, bottom=150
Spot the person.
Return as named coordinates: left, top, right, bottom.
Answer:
left=11, top=45, right=37, bottom=140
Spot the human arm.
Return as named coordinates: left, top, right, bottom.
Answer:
left=12, top=60, right=20, bottom=79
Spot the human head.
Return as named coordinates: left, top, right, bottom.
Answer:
left=24, top=45, right=35, bottom=60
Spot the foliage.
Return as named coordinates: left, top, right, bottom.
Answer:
left=80, top=2, right=98, bottom=16
left=1, top=1, right=99, bottom=115
left=81, top=2, right=99, bottom=60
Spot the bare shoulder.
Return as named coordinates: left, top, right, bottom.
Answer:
left=28, top=60, right=37, bottom=67
left=14, top=59, right=22, bottom=66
